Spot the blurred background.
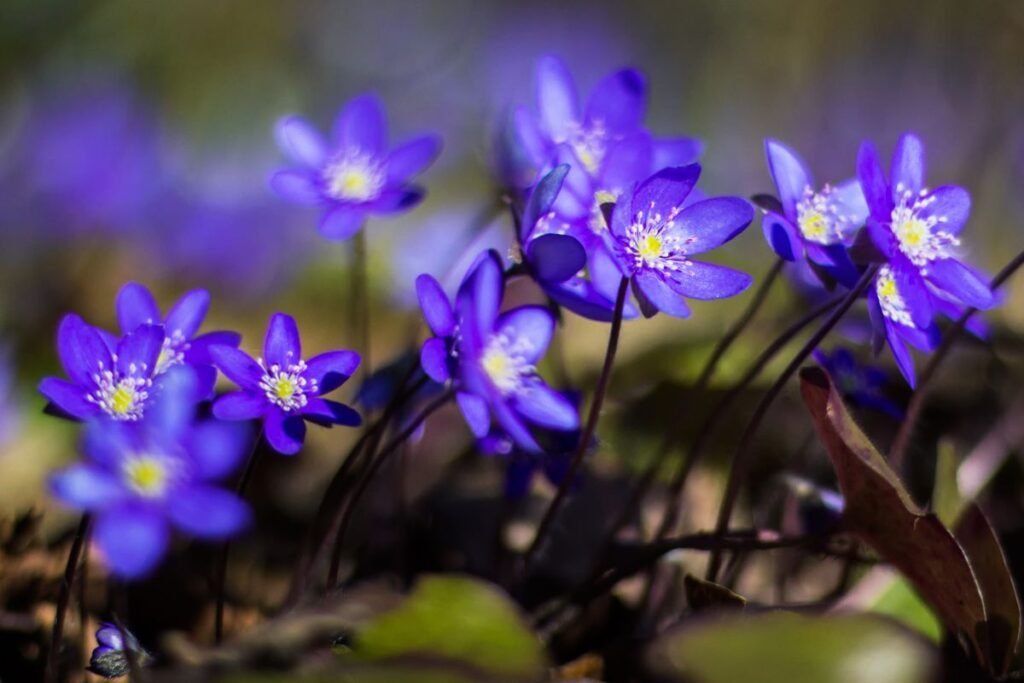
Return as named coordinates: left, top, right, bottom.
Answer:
left=1, top=0, right=1024, bottom=677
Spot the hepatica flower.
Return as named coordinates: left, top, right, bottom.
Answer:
left=49, top=368, right=252, bottom=578
left=210, top=313, right=362, bottom=455
left=813, top=346, right=902, bottom=418
left=605, top=165, right=754, bottom=318
left=416, top=250, right=579, bottom=452
left=88, top=622, right=151, bottom=678
left=762, top=139, right=868, bottom=285
left=39, top=315, right=165, bottom=422
left=113, top=282, right=241, bottom=398
left=857, top=133, right=995, bottom=384
left=270, top=94, right=442, bottom=240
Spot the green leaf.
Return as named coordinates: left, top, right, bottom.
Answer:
left=647, top=611, right=936, bottom=683
left=352, top=575, right=544, bottom=680
left=932, top=438, right=961, bottom=526
left=864, top=573, right=943, bottom=643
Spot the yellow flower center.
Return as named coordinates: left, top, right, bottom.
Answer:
left=799, top=211, right=830, bottom=240
left=323, top=152, right=384, bottom=202
left=274, top=377, right=296, bottom=401
left=109, top=385, right=136, bottom=415
left=637, top=233, right=664, bottom=263
left=122, top=456, right=170, bottom=497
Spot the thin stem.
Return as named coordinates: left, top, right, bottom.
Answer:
left=705, top=266, right=877, bottom=581
left=327, top=389, right=454, bottom=589
left=77, top=530, right=90, bottom=683
left=889, top=248, right=1024, bottom=469
left=214, top=431, right=264, bottom=644
left=112, top=585, right=141, bottom=682
left=45, top=514, right=90, bottom=683
left=522, top=276, right=630, bottom=573
left=352, top=229, right=371, bottom=388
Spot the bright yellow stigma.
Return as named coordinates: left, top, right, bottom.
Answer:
left=333, top=170, right=369, bottom=198
left=637, top=233, right=663, bottom=263
left=110, top=386, right=136, bottom=415
left=895, top=216, right=927, bottom=247
left=482, top=348, right=514, bottom=389
left=878, top=277, right=898, bottom=299
left=274, top=377, right=296, bottom=401
left=123, top=457, right=168, bottom=497
left=799, top=211, right=830, bottom=240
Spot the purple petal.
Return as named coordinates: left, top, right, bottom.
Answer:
left=764, top=139, right=812, bottom=218
left=926, top=259, right=995, bottom=309
left=300, top=398, right=362, bottom=426
left=549, top=147, right=590, bottom=220
left=510, top=382, right=579, bottom=430
left=857, top=141, right=891, bottom=221
left=168, top=486, right=251, bottom=539
left=420, top=337, right=451, bottom=384
left=673, top=197, right=754, bottom=254
left=634, top=272, right=690, bottom=318
left=512, top=105, right=547, bottom=173
left=263, top=313, right=301, bottom=370
left=527, top=233, right=586, bottom=283
left=522, top=164, right=569, bottom=236
left=210, top=345, right=263, bottom=391
left=894, top=265, right=933, bottom=330
left=495, top=306, right=555, bottom=363
left=39, top=377, right=99, bottom=421
left=50, top=465, right=126, bottom=510
left=491, top=397, right=541, bottom=453
left=416, top=274, right=456, bottom=337
left=82, top=421, right=134, bottom=469
left=886, top=324, right=917, bottom=388
left=94, top=505, right=170, bottom=579
left=585, top=68, right=646, bottom=133
left=184, top=331, right=242, bottom=366
left=919, top=185, right=970, bottom=235
left=456, top=391, right=491, bottom=438
left=653, top=137, right=704, bottom=168
left=116, top=283, right=160, bottom=334
left=212, top=391, right=267, bottom=420
left=116, top=324, right=163, bottom=376
left=165, top=289, right=209, bottom=339
left=366, top=187, right=424, bottom=215
left=305, top=350, right=360, bottom=393
left=270, top=170, right=323, bottom=205
left=333, top=94, right=387, bottom=155
left=535, top=55, right=579, bottom=141
left=762, top=212, right=799, bottom=261
left=665, top=260, right=753, bottom=300
left=58, top=314, right=113, bottom=387
left=386, top=135, right=441, bottom=184
left=274, top=116, right=327, bottom=169
left=890, top=132, right=925, bottom=196
left=831, top=178, right=870, bottom=229
left=456, top=250, right=504, bottom=343
left=319, top=204, right=365, bottom=240
left=630, top=165, right=701, bottom=218
left=264, top=409, right=306, bottom=455
left=600, top=132, right=654, bottom=189
left=186, top=420, right=252, bottom=480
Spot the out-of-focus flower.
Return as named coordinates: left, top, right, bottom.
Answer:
left=111, top=283, right=241, bottom=399
left=761, top=139, right=868, bottom=286
left=813, top=347, right=902, bottom=418
left=0, top=346, right=19, bottom=447
left=270, top=94, right=441, bottom=240
left=38, top=315, right=165, bottom=423
left=416, top=250, right=579, bottom=452
left=88, top=622, right=151, bottom=678
left=49, top=368, right=252, bottom=578
left=605, top=165, right=754, bottom=318
left=210, top=313, right=362, bottom=455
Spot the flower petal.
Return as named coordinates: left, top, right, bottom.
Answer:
left=893, top=264, right=933, bottom=330
left=456, top=391, right=491, bottom=438
left=300, top=397, right=362, bottom=426
left=305, top=350, right=360, bottom=393
left=366, top=187, right=424, bottom=214
left=168, top=486, right=251, bottom=539
left=522, top=164, right=569, bottom=237
left=857, top=141, right=891, bottom=221
left=269, top=170, right=323, bottom=205
left=762, top=212, right=799, bottom=261
left=510, top=382, right=579, bottom=431
left=764, top=139, right=812, bottom=218
left=165, top=289, right=210, bottom=339
left=212, top=391, right=267, bottom=421
left=535, top=55, right=580, bottom=141
left=58, top=314, right=113, bottom=387
left=116, top=324, right=163, bottom=376
left=274, top=116, right=327, bottom=168
left=585, top=67, right=646, bottom=133
left=926, top=258, right=995, bottom=310
left=264, top=409, right=306, bottom=455
left=665, top=260, right=752, bottom=300
left=333, top=94, right=387, bottom=155
left=630, top=165, right=701, bottom=218
left=600, top=132, right=653, bottom=189
left=116, top=283, right=160, bottom=334
left=263, top=313, right=301, bottom=370
left=886, top=324, right=917, bottom=388
left=386, top=135, right=441, bottom=183
left=673, top=197, right=754, bottom=254
left=491, top=397, right=541, bottom=453
left=185, top=331, right=242, bottom=366
left=50, top=465, right=126, bottom=510
left=633, top=271, right=690, bottom=318
left=420, top=337, right=451, bottom=384
left=319, top=204, right=366, bottom=240
left=919, top=185, right=970, bottom=235
left=653, top=137, right=704, bottom=168
left=186, top=420, right=252, bottom=480
left=890, top=132, right=925, bottom=196
left=456, top=250, right=504, bottom=344
left=210, top=345, right=263, bottom=390
left=495, top=306, right=555, bottom=363
left=416, top=274, right=455, bottom=337
left=527, top=233, right=586, bottom=283
left=38, top=377, right=99, bottom=421
left=94, top=505, right=170, bottom=579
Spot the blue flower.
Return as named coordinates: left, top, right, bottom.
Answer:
left=813, top=347, right=902, bottom=418
left=270, top=94, right=442, bottom=240
left=88, top=622, right=151, bottom=678
left=416, top=250, right=579, bottom=452
left=604, top=165, right=754, bottom=318
left=48, top=368, right=252, bottom=579
left=210, top=313, right=362, bottom=455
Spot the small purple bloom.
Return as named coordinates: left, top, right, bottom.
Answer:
left=113, top=282, right=241, bottom=399
left=762, top=139, right=868, bottom=285
left=604, top=165, right=754, bottom=318
left=210, top=313, right=362, bottom=455
left=416, top=250, right=579, bottom=452
left=813, top=346, right=902, bottom=418
left=49, top=368, right=252, bottom=579
left=89, top=622, right=150, bottom=678
left=270, top=94, right=442, bottom=241
left=39, top=314, right=166, bottom=423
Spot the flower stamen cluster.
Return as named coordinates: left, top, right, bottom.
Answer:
left=875, top=265, right=914, bottom=328
left=322, top=150, right=385, bottom=202
left=258, top=356, right=316, bottom=412
left=121, top=453, right=179, bottom=498
left=154, top=330, right=188, bottom=375
left=890, top=183, right=959, bottom=268
left=624, top=202, right=691, bottom=272
left=89, top=359, right=152, bottom=421
left=481, top=333, right=536, bottom=395
left=795, top=185, right=859, bottom=245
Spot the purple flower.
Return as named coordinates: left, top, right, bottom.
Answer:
left=88, top=622, right=150, bottom=678
left=416, top=250, right=579, bottom=452
left=270, top=94, right=442, bottom=241
left=604, top=165, right=754, bottom=318
left=112, top=282, right=241, bottom=399
left=38, top=315, right=166, bottom=423
left=762, top=139, right=868, bottom=285
left=813, top=347, right=902, bottom=418
left=49, top=368, right=252, bottom=579
left=210, top=313, right=362, bottom=455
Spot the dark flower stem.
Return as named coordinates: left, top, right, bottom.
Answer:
left=889, top=248, right=1024, bottom=470
left=214, top=430, right=264, bottom=645
left=44, top=513, right=90, bottom=683
left=705, top=266, right=877, bottom=581
left=112, top=584, right=141, bottom=681
left=327, top=388, right=454, bottom=588
left=522, top=276, right=630, bottom=573
left=352, top=229, right=371, bottom=388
